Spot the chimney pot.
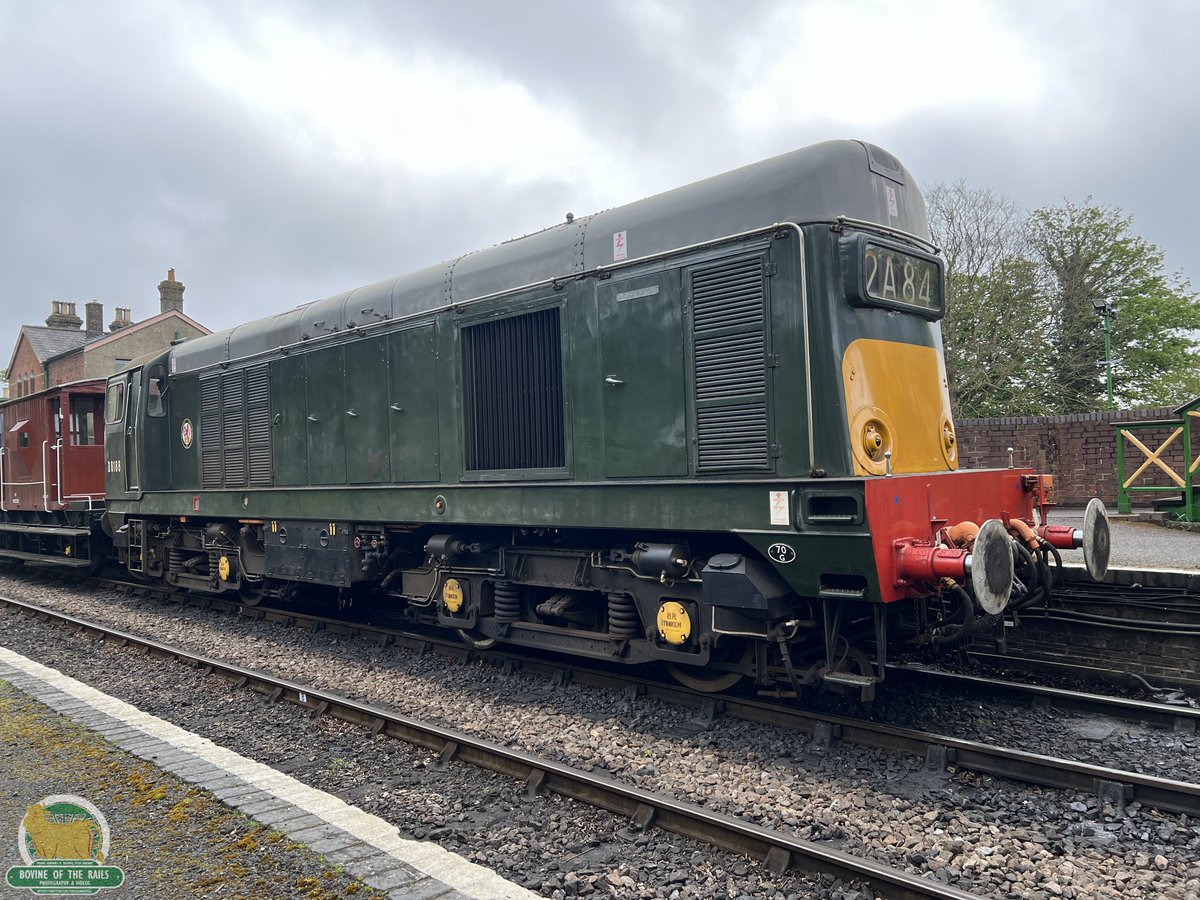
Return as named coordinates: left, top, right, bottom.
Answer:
left=158, top=269, right=185, bottom=315
left=45, top=300, right=83, bottom=330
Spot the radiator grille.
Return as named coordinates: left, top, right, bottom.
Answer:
left=462, top=307, right=564, bottom=471
left=221, top=371, right=247, bottom=485
left=201, top=367, right=271, bottom=487
left=691, top=255, right=771, bottom=472
left=200, top=376, right=222, bottom=486
left=246, top=364, right=272, bottom=485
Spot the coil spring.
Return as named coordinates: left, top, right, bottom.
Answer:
left=607, top=593, right=640, bottom=639
left=493, top=582, right=521, bottom=623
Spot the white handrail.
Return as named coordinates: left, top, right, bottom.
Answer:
left=41, top=440, right=49, bottom=511
left=0, top=448, right=5, bottom=512
left=54, top=439, right=63, bottom=508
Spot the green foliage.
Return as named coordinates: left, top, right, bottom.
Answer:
left=927, top=183, right=1200, bottom=415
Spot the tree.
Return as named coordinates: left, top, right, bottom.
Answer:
left=926, top=181, right=1054, bottom=416
left=1029, top=200, right=1200, bottom=411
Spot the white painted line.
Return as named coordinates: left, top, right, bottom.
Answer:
left=0, top=647, right=539, bottom=900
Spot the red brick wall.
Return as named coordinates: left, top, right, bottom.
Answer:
left=9, top=338, right=43, bottom=397
left=956, top=407, right=1188, bottom=507
left=47, top=351, right=84, bottom=387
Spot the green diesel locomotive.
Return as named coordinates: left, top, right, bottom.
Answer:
left=101, top=140, right=1109, bottom=696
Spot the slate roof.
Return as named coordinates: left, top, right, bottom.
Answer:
left=11, top=326, right=88, bottom=369
left=7, top=324, right=88, bottom=374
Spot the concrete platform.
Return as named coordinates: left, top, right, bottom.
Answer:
left=1044, top=507, right=1200, bottom=589
left=0, top=647, right=538, bottom=899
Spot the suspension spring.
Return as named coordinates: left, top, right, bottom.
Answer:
left=607, top=593, right=640, bottom=639
left=493, top=582, right=521, bottom=623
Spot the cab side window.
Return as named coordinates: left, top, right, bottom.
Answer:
left=105, top=381, right=125, bottom=424
left=146, top=365, right=167, bottom=418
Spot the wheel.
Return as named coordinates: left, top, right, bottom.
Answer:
left=664, top=663, right=746, bottom=693
left=456, top=628, right=497, bottom=650
left=239, top=580, right=266, bottom=607
left=664, top=638, right=752, bottom=693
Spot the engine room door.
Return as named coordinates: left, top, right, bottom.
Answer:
left=597, top=270, right=688, bottom=477
left=124, top=370, right=142, bottom=492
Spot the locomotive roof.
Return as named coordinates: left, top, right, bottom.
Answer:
left=170, top=139, right=928, bottom=374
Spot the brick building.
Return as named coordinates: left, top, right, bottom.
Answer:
left=5, top=270, right=209, bottom=397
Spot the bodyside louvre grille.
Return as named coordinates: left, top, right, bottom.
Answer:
left=462, top=307, right=565, bottom=471
left=221, top=371, right=247, bottom=485
left=200, top=376, right=222, bottom=486
left=691, top=254, right=772, bottom=472
left=245, top=364, right=272, bottom=485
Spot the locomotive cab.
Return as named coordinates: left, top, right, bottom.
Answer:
left=104, top=351, right=173, bottom=502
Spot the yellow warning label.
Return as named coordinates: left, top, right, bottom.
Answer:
left=656, top=601, right=691, bottom=646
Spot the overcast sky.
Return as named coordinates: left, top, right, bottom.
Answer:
left=2, top=0, right=1197, bottom=372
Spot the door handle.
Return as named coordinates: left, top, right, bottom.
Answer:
left=307, top=414, right=319, bottom=423
left=604, top=376, right=625, bottom=386
left=346, top=409, right=358, bottom=417
left=389, top=404, right=403, bottom=413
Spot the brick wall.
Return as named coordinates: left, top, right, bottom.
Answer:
left=9, top=338, right=43, bottom=397
left=47, top=350, right=84, bottom=387
left=80, top=318, right=206, bottom=379
left=956, top=407, right=1188, bottom=507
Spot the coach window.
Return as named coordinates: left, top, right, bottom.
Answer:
left=71, top=397, right=102, bottom=445
left=146, top=364, right=167, bottom=417
left=104, top=381, right=125, bottom=425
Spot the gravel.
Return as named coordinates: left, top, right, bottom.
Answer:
left=3, top=570, right=1200, bottom=899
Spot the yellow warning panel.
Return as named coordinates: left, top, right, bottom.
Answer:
left=656, top=601, right=692, bottom=646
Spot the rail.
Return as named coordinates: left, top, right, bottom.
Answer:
left=39, top=580, right=1200, bottom=819
left=1115, top=396, right=1200, bottom=521
left=0, top=594, right=974, bottom=900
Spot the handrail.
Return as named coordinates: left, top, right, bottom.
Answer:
left=0, top=448, right=5, bottom=513
left=54, top=439, right=63, bottom=509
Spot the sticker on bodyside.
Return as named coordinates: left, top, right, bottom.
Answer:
left=613, top=230, right=628, bottom=261
left=769, top=490, right=789, bottom=526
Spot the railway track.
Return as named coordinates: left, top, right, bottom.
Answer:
left=0, top=592, right=974, bottom=900
left=8, top=577, right=1200, bottom=819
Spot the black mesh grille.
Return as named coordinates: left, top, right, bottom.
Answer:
left=246, top=364, right=272, bottom=485
left=200, top=376, right=222, bottom=486
left=462, top=308, right=564, bottom=471
left=691, top=255, right=771, bottom=472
